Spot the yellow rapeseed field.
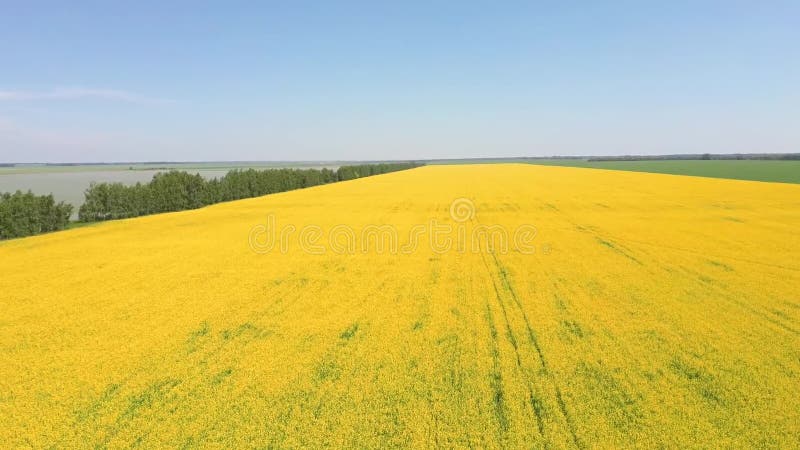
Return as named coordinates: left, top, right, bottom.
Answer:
left=1, top=164, right=799, bottom=448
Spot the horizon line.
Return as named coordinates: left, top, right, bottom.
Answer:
left=3, top=152, right=800, bottom=166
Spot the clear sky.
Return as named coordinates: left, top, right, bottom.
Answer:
left=1, top=1, right=798, bottom=163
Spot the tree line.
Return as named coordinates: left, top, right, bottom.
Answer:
left=335, top=162, right=421, bottom=180
left=78, top=162, right=421, bottom=222
left=0, top=191, right=73, bottom=240
left=0, top=162, right=420, bottom=239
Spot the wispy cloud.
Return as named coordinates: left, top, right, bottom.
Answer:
left=0, top=87, right=172, bottom=104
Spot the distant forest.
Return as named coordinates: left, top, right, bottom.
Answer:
left=4, top=153, right=799, bottom=168
left=585, top=153, right=800, bottom=161
left=421, top=153, right=800, bottom=164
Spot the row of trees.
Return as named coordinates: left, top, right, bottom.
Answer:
left=0, top=191, right=73, bottom=240
left=78, top=162, right=421, bottom=222
left=77, top=168, right=337, bottom=221
left=335, top=162, right=421, bottom=180
left=0, top=162, right=421, bottom=239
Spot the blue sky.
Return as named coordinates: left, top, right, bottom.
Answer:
left=1, top=1, right=798, bottom=162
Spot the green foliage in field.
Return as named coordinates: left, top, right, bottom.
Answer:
left=0, top=191, right=72, bottom=239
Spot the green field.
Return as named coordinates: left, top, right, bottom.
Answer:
left=526, top=160, right=800, bottom=184
left=428, top=159, right=800, bottom=184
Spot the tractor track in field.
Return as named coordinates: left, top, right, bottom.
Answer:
left=544, top=194, right=799, bottom=274
left=484, top=251, right=584, bottom=449
left=479, top=251, right=546, bottom=440
left=483, top=294, right=511, bottom=436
